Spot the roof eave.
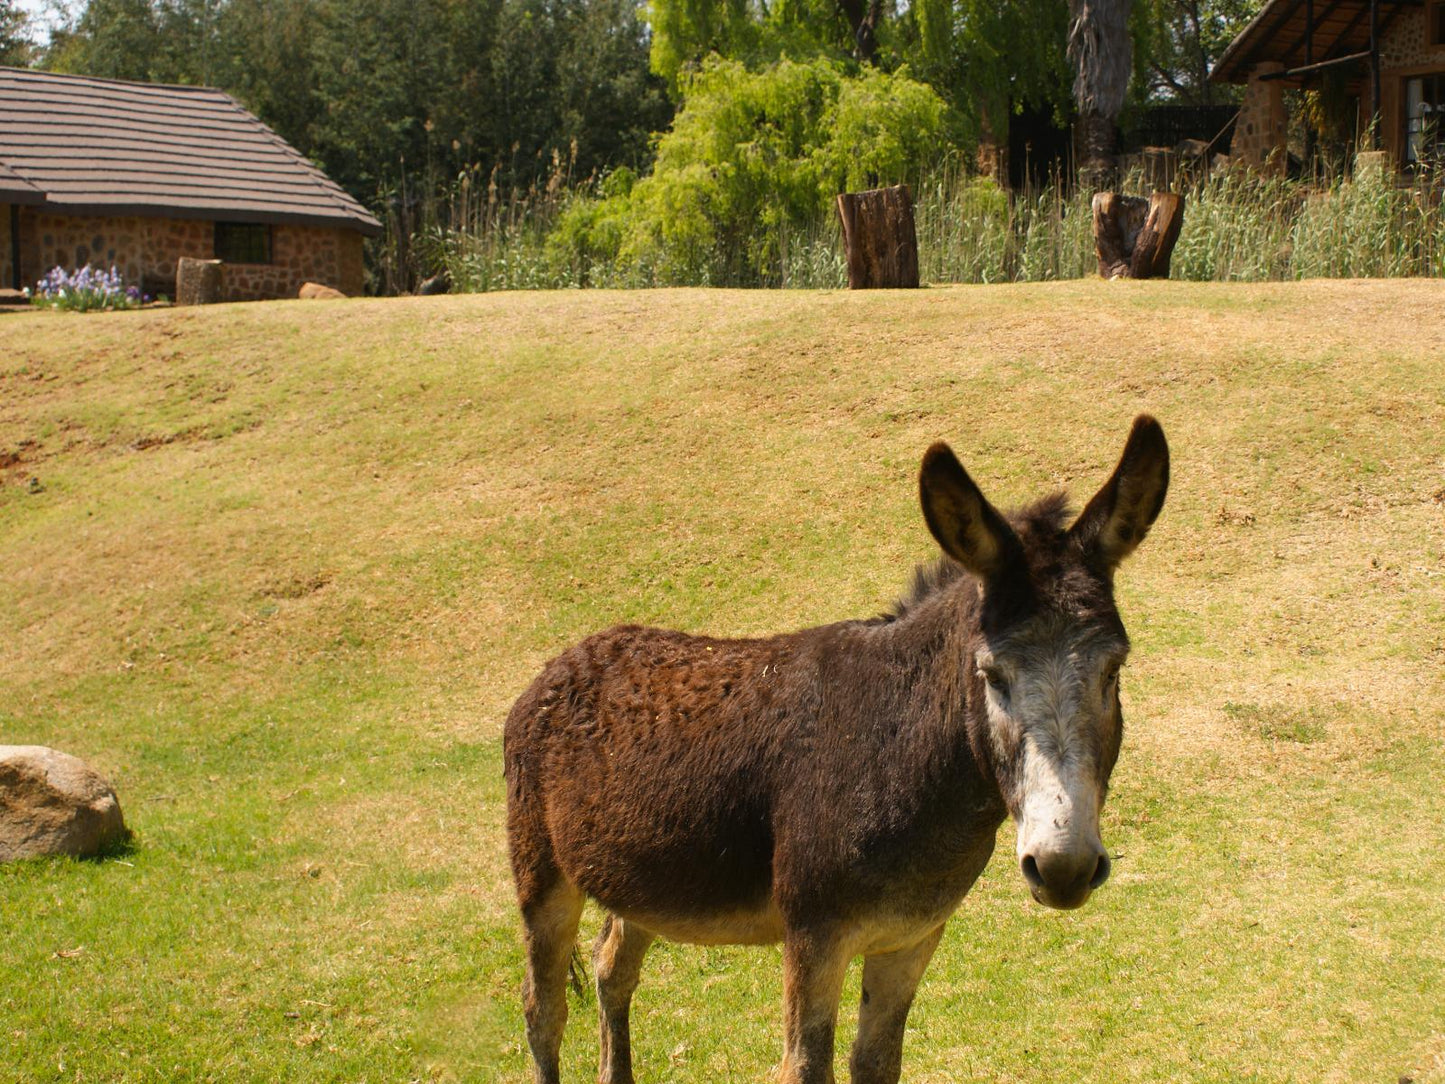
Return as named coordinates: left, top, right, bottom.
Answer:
left=29, top=198, right=383, bottom=237
left=1211, top=0, right=1297, bottom=84
left=1, top=188, right=47, bottom=206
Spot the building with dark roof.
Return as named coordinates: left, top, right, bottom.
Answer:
left=1211, top=1, right=1444, bottom=172
left=1, top=66, right=380, bottom=300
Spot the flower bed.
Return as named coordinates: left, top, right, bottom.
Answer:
left=26, top=265, right=146, bottom=312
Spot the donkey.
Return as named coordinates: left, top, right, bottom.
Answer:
left=504, top=415, right=1169, bottom=1084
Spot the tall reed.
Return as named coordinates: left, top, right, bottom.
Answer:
left=387, top=157, right=1445, bottom=292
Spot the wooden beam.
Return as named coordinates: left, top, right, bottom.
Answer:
left=1272, top=0, right=1417, bottom=76
left=1371, top=0, right=1381, bottom=147
left=1278, top=0, right=1348, bottom=66
left=1258, top=48, right=1372, bottom=78
left=1324, top=3, right=1374, bottom=61
left=1226, top=0, right=1310, bottom=80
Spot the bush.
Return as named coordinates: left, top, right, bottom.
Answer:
left=547, top=57, right=954, bottom=286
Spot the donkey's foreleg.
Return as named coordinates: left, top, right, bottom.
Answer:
left=520, top=879, right=585, bottom=1084
left=847, top=925, right=945, bottom=1084
left=593, top=914, right=655, bottom=1084
left=780, top=928, right=852, bottom=1084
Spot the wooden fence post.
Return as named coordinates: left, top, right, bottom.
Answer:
left=835, top=185, right=920, bottom=289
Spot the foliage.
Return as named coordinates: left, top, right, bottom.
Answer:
left=546, top=57, right=952, bottom=285
left=908, top=0, right=1071, bottom=145
left=25, top=265, right=144, bottom=312
left=0, top=0, right=32, bottom=65
left=1134, top=0, right=1260, bottom=105
left=428, top=157, right=1445, bottom=290
left=42, top=0, right=673, bottom=204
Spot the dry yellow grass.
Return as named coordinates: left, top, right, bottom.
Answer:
left=1, top=280, right=1442, bottom=1082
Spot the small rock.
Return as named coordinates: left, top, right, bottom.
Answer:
left=0, top=746, right=129, bottom=862
left=298, top=282, right=347, bottom=300
left=417, top=270, right=451, bottom=296
left=25, top=476, right=42, bottom=494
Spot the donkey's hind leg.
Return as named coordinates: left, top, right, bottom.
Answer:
left=593, top=913, right=656, bottom=1084
left=519, top=877, right=585, bottom=1084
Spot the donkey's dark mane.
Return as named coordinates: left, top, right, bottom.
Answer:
left=883, top=492, right=1074, bottom=621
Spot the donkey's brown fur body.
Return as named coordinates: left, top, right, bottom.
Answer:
left=505, top=418, right=1169, bottom=1084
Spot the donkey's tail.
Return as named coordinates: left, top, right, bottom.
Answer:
left=570, top=912, right=610, bottom=998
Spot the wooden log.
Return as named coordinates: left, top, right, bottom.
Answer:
left=835, top=185, right=919, bottom=289
left=1129, top=192, right=1185, bottom=279
left=1091, top=191, right=1185, bottom=280
left=176, top=257, right=223, bottom=305
left=1092, top=193, right=1144, bottom=279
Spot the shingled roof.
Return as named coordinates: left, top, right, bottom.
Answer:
left=0, top=66, right=381, bottom=235
left=1211, top=0, right=1419, bottom=85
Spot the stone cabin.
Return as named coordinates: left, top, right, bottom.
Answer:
left=0, top=66, right=380, bottom=301
left=1213, top=0, right=1445, bottom=172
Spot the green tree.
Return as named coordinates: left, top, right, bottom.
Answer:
left=554, top=0, right=673, bottom=176
left=552, top=57, right=951, bottom=284
left=45, top=0, right=167, bottom=81
left=910, top=0, right=1071, bottom=160
left=1, top=0, right=33, bottom=66
left=211, top=0, right=324, bottom=156
left=1135, top=0, right=1259, bottom=104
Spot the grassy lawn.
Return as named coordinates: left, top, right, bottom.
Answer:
left=2, top=281, right=1442, bottom=1083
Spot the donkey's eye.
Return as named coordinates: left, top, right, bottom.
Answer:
left=980, top=667, right=1009, bottom=697
left=1104, top=666, right=1121, bottom=689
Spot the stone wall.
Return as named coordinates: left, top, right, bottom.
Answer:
left=1381, top=7, right=1444, bottom=70
left=13, top=210, right=365, bottom=300
left=221, top=225, right=364, bottom=300
left=1231, top=61, right=1288, bottom=173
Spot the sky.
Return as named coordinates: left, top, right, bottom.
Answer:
left=14, top=0, right=67, bottom=39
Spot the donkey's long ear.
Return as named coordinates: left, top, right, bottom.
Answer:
left=1069, top=415, right=1170, bottom=572
left=919, top=443, right=1022, bottom=581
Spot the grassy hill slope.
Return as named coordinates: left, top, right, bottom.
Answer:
left=2, top=282, right=1442, bottom=1083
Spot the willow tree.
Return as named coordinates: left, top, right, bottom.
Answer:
left=913, top=0, right=1070, bottom=180
left=1068, top=0, right=1133, bottom=184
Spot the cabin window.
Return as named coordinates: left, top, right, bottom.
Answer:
left=1404, top=75, right=1445, bottom=165
left=214, top=222, right=272, bottom=264
left=1431, top=2, right=1445, bottom=47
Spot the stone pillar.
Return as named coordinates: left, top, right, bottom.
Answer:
left=177, top=257, right=224, bottom=305
left=1231, top=61, right=1289, bottom=175
left=1354, top=149, right=1392, bottom=183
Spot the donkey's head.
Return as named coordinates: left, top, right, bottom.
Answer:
left=919, top=416, right=1169, bottom=910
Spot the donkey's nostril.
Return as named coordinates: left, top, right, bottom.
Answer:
left=1020, top=854, right=1044, bottom=889
left=1089, top=852, right=1112, bottom=890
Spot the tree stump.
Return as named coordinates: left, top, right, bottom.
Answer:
left=1091, top=191, right=1185, bottom=280
left=835, top=185, right=919, bottom=289
left=176, top=257, right=224, bottom=305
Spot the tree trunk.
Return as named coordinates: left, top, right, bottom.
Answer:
left=1091, top=191, right=1185, bottom=279
left=835, top=0, right=883, bottom=63
left=1077, top=108, right=1118, bottom=189
left=836, top=185, right=920, bottom=289
left=976, top=102, right=1009, bottom=185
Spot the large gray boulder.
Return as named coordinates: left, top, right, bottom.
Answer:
left=0, top=746, right=128, bottom=861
